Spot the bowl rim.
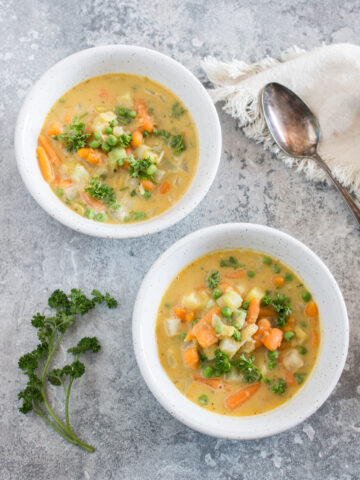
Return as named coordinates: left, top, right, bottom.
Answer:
left=14, top=44, right=222, bottom=238
left=132, top=223, right=349, bottom=439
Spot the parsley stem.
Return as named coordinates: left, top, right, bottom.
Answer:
left=34, top=403, right=94, bottom=452
left=65, top=377, right=74, bottom=434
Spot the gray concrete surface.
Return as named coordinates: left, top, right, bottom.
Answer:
left=1, top=1, right=359, bottom=479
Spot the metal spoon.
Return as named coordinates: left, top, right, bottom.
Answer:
left=261, top=82, right=360, bottom=225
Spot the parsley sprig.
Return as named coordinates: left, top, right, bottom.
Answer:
left=169, top=134, right=186, bottom=154
left=220, top=256, right=245, bottom=269
left=128, top=156, right=157, bottom=182
left=207, top=270, right=220, bottom=289
left=17, top=289, right=117, bottom=452
left=261, top=294, right=292, bottom=326
left=85, top=178, right=117, bottom=207
left=53, top=115, right=91, bottom=152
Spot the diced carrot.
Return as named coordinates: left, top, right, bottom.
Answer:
left=195, top=325, right=219, bottom=349
left=284, top=368, right=296, bottom=387
left=64, top=113, right=72, bottom=124
left=282, top=324, right=293, bottom=333
left=159, top=182, right=171, bottom=194
left=123, top=159, right=130, bottom=169
left=193, top=376, right=221, bottom=390
left=98, top=88, right=109, bottom=98
left=253, top=317, right=272, bottom=348
left=141, top=179, right=155, bottom=191
left=173, top=307, right=187, bottom=322
left=135, top=99, right=154, bottom=132
left=53, top=178, right=73, bottom=189
left=263, top=328, right=284, bottom=351
left=38, top=135, right=61, bottom=166
left=131, top=130, right=143, bottom=147
left=47, top=122, right=63, bottom=136
left=225, top=383, right=261, bottom=410
left=259, top=306, right=276, bottom=318
left=273, top=275, right=285, bottom=287
left=224, top=268, right=246, bottom=279
left=125, top=146, right=133, bottom=156
left=183, top=348, right=199, bottom=369
left=311, top=329, right=319, bottom=347
left=77, top=148, right=91, bottom=158
left=80, top=191, right=106, bottom=212
left=246, top=297, right=260, bottom=324
left=218, top=281, right=240, bottom=294
left=305, top=301, right=318, bottom=317
left=287, top=316, right=296, bottom=325
left=185, top=311, right=195, bottom=323
left=36, top=146, right=54, bottom=182
left=86, top=151, right=101, bottom=165
left=185, top=307, right=220, bottom=341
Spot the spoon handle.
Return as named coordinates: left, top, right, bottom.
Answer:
left=313, top=153, right=360, bottom=226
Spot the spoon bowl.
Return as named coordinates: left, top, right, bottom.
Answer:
left=261, top=82, right=360, bottom=225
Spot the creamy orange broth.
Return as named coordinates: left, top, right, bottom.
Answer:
left=156, top=250, right=320, bottom=416
left=37, top=74, right=198, bottom=223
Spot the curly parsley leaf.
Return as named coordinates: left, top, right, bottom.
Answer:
left=261, top=294, right=292, bottom=326
left=128, top=156, right=156, bottom=182
left=268, top=378, right=287, bottom=395
left=53, top=115, right=91, bottom=152
left=169, top=134, right=186, bottom=154
left=207, top=270, right=220, bottom=289
left=214, top=349, right=231, bottom=376
left=85, top=178, right=117, bottom=207
left=170, top=102, right=186, bottom=118
left=153, top=128, right=171, bottom=140
left=231, top=354, right=266, bottom=383
left=220, top=256, right=245, bottom=269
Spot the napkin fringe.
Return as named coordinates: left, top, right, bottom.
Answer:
left=202, top=47, right=360, bottom=200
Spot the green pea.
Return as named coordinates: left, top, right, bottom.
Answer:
left=263, top=257, right=272, bottom=265
left=143, top=191, right=151, bottom=199
left=110, top=119, right=118, bottom=127
left=285, top=273, right=293, bottom=282
left=220, top=306, right=232, bottom=318
left=123, top=216, right=130, bottom=223
left=301, top=291, right=311, bottom=302
left=268, top=350, right=279, bottom=360
left=198, top=394, right=209, bottom=406
left=212, top=289, right=222, bottom=300
left=88, top=140, right=100, bottom=149
left=232, top=330, right=241, bottom=341
left=129, top=110, right=137, bottom=118
left=146, top=164, right=157, bottom=176
left=242, top=301, right=250, bottom=310
left=203, top=366, right=214, bottom=378
left=107, top=134, right=117, bottom=146
left=94, top=132, right=101, bottom=141
left=272, top=265, right=281, bottom=274
left=85, top=208, right=96, bottom=219
left=95, top=212, right=107, bottom=222
left=298, top=346, right=307, bottom=355
left=101, top=142, right=110, bottom=152
left=214, top=323, right=222, bottom=333
left=247, top=270, right=255, bottom=278
left=56, top=188, right=63, bottom=197
left=104, top=126, right=113, bottom=134
left=284, top=331, right=294, bottom=341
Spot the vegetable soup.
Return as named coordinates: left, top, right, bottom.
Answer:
left=156, top=250, right=320, bottom=416
left=37, top=74, right=198, bottom=223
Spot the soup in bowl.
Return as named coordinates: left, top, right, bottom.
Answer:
left=133, top=224, right=348, bottom=439
left=15, top=46, right=221, bottom=238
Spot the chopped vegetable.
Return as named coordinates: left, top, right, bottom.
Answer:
left=261, top=294, right=292, bottom=326
left=207, top=270, right=220, bottom=289
left=225, top=383, right=261, bottom=410
left=220, top=256, right=245, bottom=269
left=114, top=106, right=136, bottom=125
left=53, top=115, right=91, bottom=152
left=85, top=178, right=117, bottom=207
left=169, top=134, right=186, bottom=154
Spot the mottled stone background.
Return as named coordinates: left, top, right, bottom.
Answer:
left=1, top=1, right=359, bottom=479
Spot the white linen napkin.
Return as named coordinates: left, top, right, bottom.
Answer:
left=202, top=43, right=360, bottom=200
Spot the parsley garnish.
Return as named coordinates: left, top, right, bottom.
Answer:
left=261, top=294, right=292, bottom=326
left=169, top=134, right=186, bottom=154
left=117, top=133, right=132, bottom=148
left=231, top=354, right=265, bottom=383
left=85, top=178, right=117, bottom=207
left=17, top=289, right=117, bottom=452
left=220, top=256, right=245, bottom=269
left=269, top=378, right=287, bottom=395
left=207, top=270, right=220, bottom=289
left=214, top=350, right=231, bottom=376
left=128, top=157, right=156, bottom=181
left=130, top=211, right=147, bottom=221
left=171, top=102, right=186, bottom=118
left=294, top=373, right=306, bottom=384
left=114, top=106, right=137, bottom=125
left=153, top=128, right=171, bottom=140
left=53, top=115, right=91, bottom=152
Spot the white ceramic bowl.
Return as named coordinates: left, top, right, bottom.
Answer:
left=133, top=223, right=349, bottom=439
left=15, top=46, right=221, bottom=238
